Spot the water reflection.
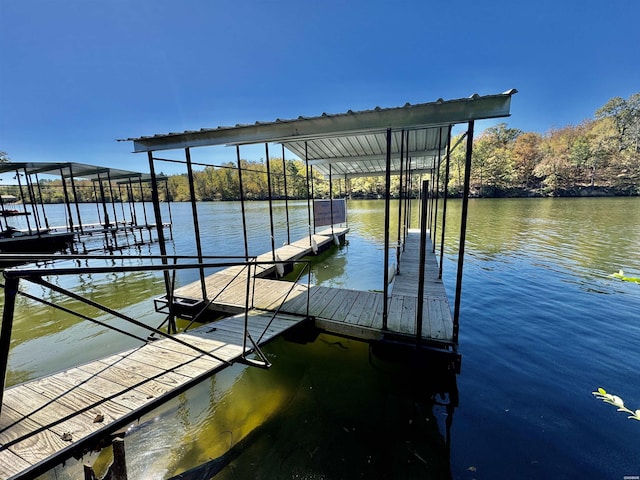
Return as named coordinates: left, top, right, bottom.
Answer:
left=160, top=335, right=458, bottom=479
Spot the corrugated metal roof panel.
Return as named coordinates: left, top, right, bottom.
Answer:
left=120, top=90, right=516, bottom=177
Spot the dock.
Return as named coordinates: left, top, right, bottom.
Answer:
left=0, top=310, right=305, bottom=479
left=0, top=91, right=517, bottom=478
left=172, top=228, right=453, bottom=345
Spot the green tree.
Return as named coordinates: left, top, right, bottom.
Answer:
left=595, top=93, right=640, bottom=153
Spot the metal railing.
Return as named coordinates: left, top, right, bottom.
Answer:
left=0, top=253, right=312, bottom=416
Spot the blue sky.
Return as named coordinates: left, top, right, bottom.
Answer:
left=1, top=0, right=638, bottom=175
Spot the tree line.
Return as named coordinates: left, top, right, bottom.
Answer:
left=456, top=93, right=640, bottom=197
left=2, top=93, right=638, bottom=203
left=165, top=92, right=640, bottom=200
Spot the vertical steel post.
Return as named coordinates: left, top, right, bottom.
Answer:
left=265, top=144, right=277, bottom=263
left=305, top=142, right=312, bottom=246
left=236, top=146, right=249, bottom=259
left=116, top=183, right=132, bottom=247
left=148, top=151, right=175, bottom=333
left=0, top=275, right=19, bottom=416
left=138, top=177, right=152, bottom=242
left=127, top=180, right=137, bottom=225
left=416, top=179, right=429, bottom=344
left=59, top=168, right=74, bottom=235
left=403, top=130, right=410, bottom=247
left=185, top=147, right=206, bottom=299
left=310, top=166, right=316, bottom=234
left=281, top=145, right=291, bottom=245
left=96, top=173, right=112, bottom=250
left=0, top=193, right=8, bottom=230
left=34, top=173, right=50, bottom=230
left=329, top=163, right=334, bottom=235
left=396, top=129, right=404, bottom=273
left=97, top=174, right=110, bottom=227
left=126, top=180, right=138, bottom=244
left=16, top=170, right=33, bottom=234
left=106, top=170, right=120, bottom=249
left=453, top=120, right=475, bottom=344
left=432, top=128, right=443, bottom=252
left=92, top=181, right=102, bottom=225
left=164, top=180, right=174, bottom=240
left=24, top=171, right=42, bottom=232
left=439, top=125, right=453, bottom=279
left=382, top=128, right=392, bottom=330
left=68, top=165, right=84, bottom=235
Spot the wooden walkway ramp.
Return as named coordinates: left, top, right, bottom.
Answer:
left=223, top=227, right=349, bottom=279
left=174, top=229, right=453, bottom=345
left=0, top=311, right=305, bottom=480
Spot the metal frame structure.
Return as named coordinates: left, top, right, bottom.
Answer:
left=0, top=162, right=171, bottom=253
left=0, top=253, right=312, bottom=415
left=119, top=90, right=516, bottom=351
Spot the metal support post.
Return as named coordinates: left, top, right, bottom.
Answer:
left=282, top=145, right=291, bottom=245
left=0, top=275, right=19, bottom=416
left=382, top=128, right=392, bottom=330
left=236, top=146, right=249, bottom=259
left=439, top=125, right=453, bottom=279
left=416, top=179, right=429, bottom=344
left=305, top=142, right=312, bottom=246
left=148, top=151, right=176, bottom=333
left=396, top=129, right=405, bottom=273
left=59, top=169, right=74, bottom=235
left=68, top=165, right=84, bottom=235
left=185, top=147, right=206, bottom=299
left=453, top=120, right=475, bottom=344
left=16, top=170, right=33, bottom=234
left=432, top=127, right=443, bottom=252
left=265, top=143, right=277, bottom=263
left=329, top=163, right=334, bottom=235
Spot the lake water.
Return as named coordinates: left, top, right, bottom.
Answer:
left=2, top=198, right=639, bottom=479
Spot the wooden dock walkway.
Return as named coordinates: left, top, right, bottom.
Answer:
left=174, top=228, right=453, bottom=344
left=0, top=226, right=453, bottom=479
left=0, top=311, right=305, bottom=480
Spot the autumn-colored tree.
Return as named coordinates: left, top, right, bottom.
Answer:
left=511, top=132, right=543, bottom=188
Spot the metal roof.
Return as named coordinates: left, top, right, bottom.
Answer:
left=121, top=90, right=517, bottom=178
left=0, top=162, right=163, bottom=183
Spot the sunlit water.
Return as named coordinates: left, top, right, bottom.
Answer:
left=2, top=198, right=639, bottom=478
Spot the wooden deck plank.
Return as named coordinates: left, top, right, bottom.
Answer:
left=343, top=290, right=372, bottom=325
left=1, top=311, right=305, bottom=478
left=0, top=403, right=49, bottom=447
left=386, top=295, right=406, bottom=333
left=356, top=292, right=382, bottom=328
left=324, top=289, right=361, bottom=322
left=0, top=448, right=33, bottom=479
left=316, top=289, right=355, bottom=320
left=22, top=375, right=132, bottom=426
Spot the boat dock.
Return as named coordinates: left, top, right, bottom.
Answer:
left=0, top=162, right=172, bottom=256
left=0, top=91, right=516, bottom=478
left=0, top=225, right=451, bottom=479
left=172, top=228, right=453, bottom=345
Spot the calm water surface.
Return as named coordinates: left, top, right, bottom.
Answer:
left=2, top=198, right=639, bottom=479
